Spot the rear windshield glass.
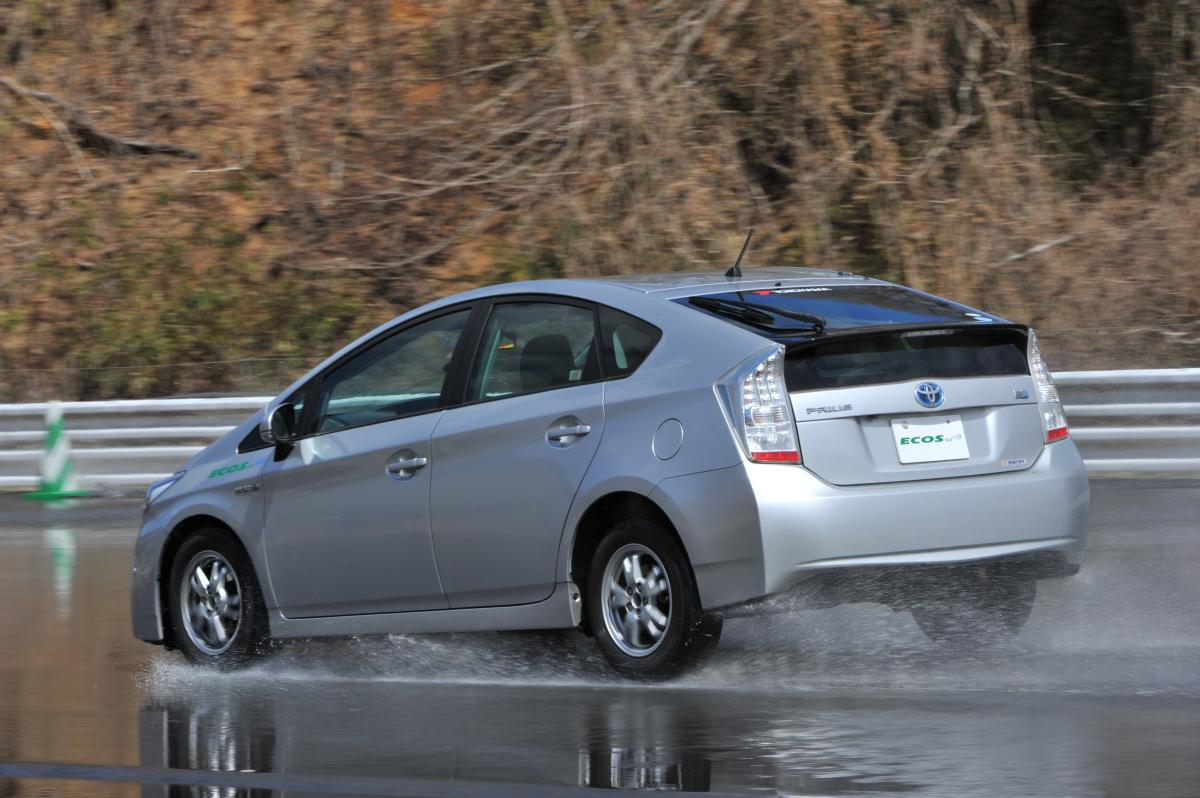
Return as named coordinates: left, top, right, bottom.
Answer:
left=785, top=328, right=1029, bottom=391
left=676, top=285, right=1000, bottom=333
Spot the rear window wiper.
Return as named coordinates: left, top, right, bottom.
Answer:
left=739, top=301, right=826, bottom=333
left=690, top=296, right=774, bottom=326
left=689, top=296, right=826, bottom=333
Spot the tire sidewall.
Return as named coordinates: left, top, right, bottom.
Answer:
left=167, top=528, right=268, bottom=669
left=586, top=518, right=713, bottom=677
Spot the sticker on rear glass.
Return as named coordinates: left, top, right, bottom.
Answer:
left=769, top=287, right=833, bottom=295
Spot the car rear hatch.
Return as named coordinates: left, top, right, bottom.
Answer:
left=784, top=326, right=1041, bottom=485
left=677, top=283, right=1049, bottom=486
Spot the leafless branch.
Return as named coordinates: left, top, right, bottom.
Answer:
left=1, top=76, right=197, bottom=159
left=994, top=236, right=1077, bottom=266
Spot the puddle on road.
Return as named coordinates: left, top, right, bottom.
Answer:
left=142, top=599, right=1200, bottom=699
left=4, top=487, right=1200, bottom=797
left=134, top=606, right=1200, bottom=797
left=134, top=615, right=1200, bottom=798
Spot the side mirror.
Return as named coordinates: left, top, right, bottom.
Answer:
left=261, top=403, right=298, bottom=446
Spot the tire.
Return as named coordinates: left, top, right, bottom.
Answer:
left=166, top=528, right=271, bottom=669
left=911, top=571, right=1036, bottom=648
left=586, top=518, right=722, bottom=678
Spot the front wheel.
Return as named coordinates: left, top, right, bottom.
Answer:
left=911, top=572, right=1036, bottom=647
left=587, top=519, right=722, bottom=678
left=167, top=529, right=271, bottom=669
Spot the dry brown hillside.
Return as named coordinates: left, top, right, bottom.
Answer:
left=1, top=0, right=1198, bottom=400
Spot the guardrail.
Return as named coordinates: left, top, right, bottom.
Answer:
left=1055, top=368, right=1200, bottom=473
left=0, top=369, right=1197, bottom=490
left=0, top=397, right=271, bottom=489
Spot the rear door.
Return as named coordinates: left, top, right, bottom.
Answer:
left=428, top=297, right=605, bottom=608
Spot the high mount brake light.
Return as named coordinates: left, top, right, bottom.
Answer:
left=1027, top=330, right=1069, bottom=444
left=738, top=348, right=801, bottom=463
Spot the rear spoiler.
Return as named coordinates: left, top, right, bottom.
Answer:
left=774, top=322, right=1031, bottom=353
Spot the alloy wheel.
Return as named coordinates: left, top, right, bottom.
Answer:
left=601, top=543, right=673, bottom=657
left=179, top=550, right=243, bottom=656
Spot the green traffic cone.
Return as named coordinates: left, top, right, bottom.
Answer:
left=25, top=401, right=91, bottom=502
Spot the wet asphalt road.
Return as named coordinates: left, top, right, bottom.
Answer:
left=1, top=479, right=1198, bottom=797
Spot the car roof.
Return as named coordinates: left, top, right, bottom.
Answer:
left=457, top=267, right=889, bottom=303
left=594, top=265, right=852, bottom=290
left=264, top=268, right=898, bottom=411
left=417, top=267, right=891, bottom=308
left=586, top=266, right=889, bottom=299
left=403, top=267, right=892, bottom=312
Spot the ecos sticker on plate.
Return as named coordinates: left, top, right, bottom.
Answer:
left=890, top=415, right=970, bottom=464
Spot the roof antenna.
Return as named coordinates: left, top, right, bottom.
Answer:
left=725, top=228, right=753, bottom=278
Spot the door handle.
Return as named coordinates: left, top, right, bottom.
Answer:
left=385, top=456, right=428, bottom=480
left=547, top=424, right=591, bottom=443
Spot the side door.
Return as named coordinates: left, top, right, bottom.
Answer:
left=429, top=297, right=606, bottom=608
left=260, top=305, right=474, bottom=619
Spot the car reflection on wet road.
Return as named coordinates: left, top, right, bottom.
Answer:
left=1, top=480, right=1199, bottom=797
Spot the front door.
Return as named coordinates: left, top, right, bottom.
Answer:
left=261, top=307, right=472, bottom=618
left=430, top=299, right=605, bottom=608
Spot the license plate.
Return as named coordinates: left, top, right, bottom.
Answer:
left=891, top=415, right=970, bottom=464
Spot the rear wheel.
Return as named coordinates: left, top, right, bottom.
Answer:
left=911, top=571, right=1036, bottom=647
left=167, top=529, right=271, bottom=669
left=587, top=519, right=722, bottom=678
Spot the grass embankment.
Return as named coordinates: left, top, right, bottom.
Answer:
left=2, top=1, right=1198, bottom=400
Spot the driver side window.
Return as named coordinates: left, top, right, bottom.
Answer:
left=315, top=309, right=470, bottom=433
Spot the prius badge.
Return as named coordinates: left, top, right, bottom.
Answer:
left=805, top=403, right=853, bottom=415
left=915, top=382, right=944, bottom=409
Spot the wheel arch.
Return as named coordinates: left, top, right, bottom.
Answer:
left=158, top=514, right=255, bottom=648
left=568, top=491, right=697, bottom=632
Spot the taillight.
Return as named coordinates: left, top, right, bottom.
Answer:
left=738, top=348, right=801, bottom=463
left=1027, top=330, right=1069, bottom=443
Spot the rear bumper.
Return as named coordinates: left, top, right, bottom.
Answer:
left=754, top=439, right=1089, bottom=596
left=653, top=440, right=1089, bottom=610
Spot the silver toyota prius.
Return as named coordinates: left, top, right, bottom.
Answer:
left=132, top=268, right=1089, bottom=676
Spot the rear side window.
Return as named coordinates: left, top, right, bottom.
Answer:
left=785, top=328, right=1029, bottom=391
left=599, top=306, right=661, bottom=378
left=677, top=285, right=1001, bottom=333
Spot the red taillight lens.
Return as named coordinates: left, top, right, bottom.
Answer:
left=737, top=347, right=801, bottom=464
left=750, top=450, right=800, bottom=463
left=1046, top=426, right=1069, bottom=443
